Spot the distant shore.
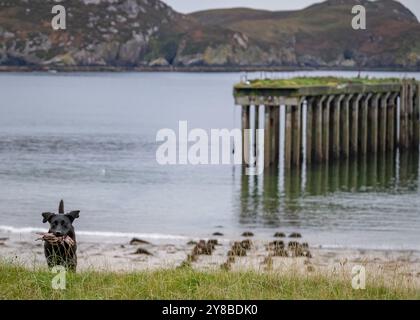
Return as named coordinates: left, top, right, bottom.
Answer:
left=1, top=66, right=420, bottom=73
left=1, top=230, right=419, bottom=289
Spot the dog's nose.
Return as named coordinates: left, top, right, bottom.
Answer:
left=54, top=231, right=63, bottom=237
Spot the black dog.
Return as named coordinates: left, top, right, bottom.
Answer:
left=42, top=200, right=80, bottom=271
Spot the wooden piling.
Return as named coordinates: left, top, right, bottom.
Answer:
left=387, top=93, right=398, bottom=152
left=323, top=96, right=333, bottom=162
left=306, top=98, right=314, bottom=164
left=400, top=82, right=408, bottom=149
left=360, top=94, right=371, bottom=156
left=292, top=104, right=302, bottom=167
left=284, top=105, right=292, bottom=169
left=369, top=94, right=380, bottom=153
left=341, top=95, right=352, bottom=159
left=311, top=99, right=318, bottom=163
left=315, top=96, right=325, bottom=163
left=408, top=82, right=414, bottom=148
left=272, top=106, right=280, bottom=166
left=332, top=95, right=344, bottom=160
left=351, top=94, right=362, bottom=157
left=395, top=93, right=400, bottom=148
left=379, top=93, right=390, bottom=153
left=415, top=83, right=420, bottom=149
left=264, top=106, right=272, bottom=168
left=242, top=105, right=250, bottom=166
left=254, top=105, right=259, bottom=158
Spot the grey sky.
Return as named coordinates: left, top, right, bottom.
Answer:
left=164, top=0, right=420, bottom=20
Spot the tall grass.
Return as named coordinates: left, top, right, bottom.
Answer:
left=0, top=262, right=418, bottom=300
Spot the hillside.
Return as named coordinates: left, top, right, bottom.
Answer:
left=0, top=0, right=419, bottom=70
left=191, top=0, right=420, bottom=69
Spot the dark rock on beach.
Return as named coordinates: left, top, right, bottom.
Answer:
left=130, top=238, right=151, bottom=245
left=133, top=248, right=152, bottom=256
left=242, top=232, right=254, bottom=237
left=0, top=237, right=8, bottom=246
left=274, top=232, right=286, bottom=238
left=212, top=232, right=224, bottom=236
left=289, top=233, right=302, bottom=238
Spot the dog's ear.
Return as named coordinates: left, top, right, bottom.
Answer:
left=65, top=211, right=80, bottom=222
left=42, top=212, right=55, bottom=223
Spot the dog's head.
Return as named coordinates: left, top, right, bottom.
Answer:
left=42, top=201, right=80, bottom=238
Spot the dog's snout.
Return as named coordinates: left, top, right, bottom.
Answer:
left=54, top=231, right=64, bottom=237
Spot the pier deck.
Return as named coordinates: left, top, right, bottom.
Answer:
left=234, top=77, right=420, bottom=168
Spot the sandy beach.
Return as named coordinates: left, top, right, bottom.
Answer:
left=1, top=230, right=419, bottom=289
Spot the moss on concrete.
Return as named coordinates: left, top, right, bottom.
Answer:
left=235, top=77, right=402, bottom=89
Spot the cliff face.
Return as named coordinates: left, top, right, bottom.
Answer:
left=1, top=0, right=419, bottom=69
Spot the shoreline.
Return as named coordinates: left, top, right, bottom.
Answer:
left=1, top=66, right=420, bottom=73
left=1, top=230, right=419, bottom=288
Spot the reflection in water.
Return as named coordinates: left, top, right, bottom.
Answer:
left=237, top=150, right=420, bottom=227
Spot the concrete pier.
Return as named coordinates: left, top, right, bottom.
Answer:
left=234, top=78, right=420, bottom=169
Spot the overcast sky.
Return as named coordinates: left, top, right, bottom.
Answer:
left=164, top=0, right=420, bottom=20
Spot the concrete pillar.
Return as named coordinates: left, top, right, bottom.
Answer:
left=360, top=93, right=372, bottom=156
left=306, top=98, right=314, bottom=164
left=351, top=94, right=362, bottom=157
left=400, top=81, right=409, bottom=149
left=414, top=83, right=420, bottom=149
left=395, top=93, right=400, bottom=148
left=369, top=94, right=380, bottom=154
left=387, top=93, right=398, bottom=152
left=323, top=96, right=334, bottom=162
left=264, top=106, right=272, bottom=168
left=315, top=96, right=325, bottom=163
left=341, top=95, right=352, bottom=159
left=254, top=105, right=259, bottom=159
left=272, top=106, right=280, bottom=166
left=242, top=105, right=250, bottom=166
left=292, top=103, right=302, bottom=167
left=379, top=93, right=390, bottom=154
left=332, top=95, right=344, bottom=160
left=284, top=105, right=292, bottom=169
left=408, top=82, right=414, bottom=148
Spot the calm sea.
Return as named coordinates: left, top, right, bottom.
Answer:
left=0, top=71, right=419, bottom=250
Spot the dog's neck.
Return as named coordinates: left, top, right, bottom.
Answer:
left=68, top=228, right=76, bottom=242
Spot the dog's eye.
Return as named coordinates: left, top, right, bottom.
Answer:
left=61, top=221, right=65, bottom=226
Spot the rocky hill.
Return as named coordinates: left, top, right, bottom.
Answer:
left=0, top=0, right=419, bottom=70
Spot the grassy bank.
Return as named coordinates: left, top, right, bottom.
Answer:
left=0, top=262, right=418, bottom=300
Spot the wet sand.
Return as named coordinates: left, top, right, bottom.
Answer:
left=1, top=230, right=419, bottom=288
